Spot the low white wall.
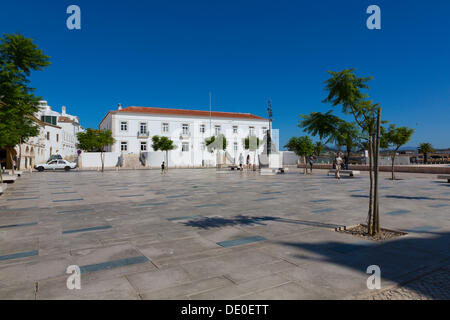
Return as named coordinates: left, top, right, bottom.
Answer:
left=281, top=151, right=299, bottom=166
left=79, top=152, right=121, bottom=168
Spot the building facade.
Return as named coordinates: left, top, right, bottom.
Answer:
left=99, top=105, right=273, bottom=168
left=1, top=101, right=84, bottom=170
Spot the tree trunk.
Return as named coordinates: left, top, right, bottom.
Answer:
left=9, top=149, right=15, bottom=175
left=373, top=108, right=381, bottom=235
left=166, top=150, right=168, bottom=171
left=18, top=141, right=22, bottom=170
left=100, top=151, right=105, bottom=172
left=303, top=156, right=307, bottom=174
left=391, top=148, right=398, bottom=180
left=367, top=136, right=374, bottom=235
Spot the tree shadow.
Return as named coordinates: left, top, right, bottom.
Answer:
left=277, top=231, right=450, bottom=299
left=351, top=194, right=449, bottom=201
left=182, top=215, right=343, bottom=230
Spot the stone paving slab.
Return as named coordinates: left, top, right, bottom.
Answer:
left=0, top=169, right=448, bottom=299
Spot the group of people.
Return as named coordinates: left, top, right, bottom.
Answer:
left=305, top=152, right=349, bottom=180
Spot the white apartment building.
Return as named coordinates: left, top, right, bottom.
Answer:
left=5, top=101, right=84, bottom=170
left=36, top=101, right=83, bottom=160
left=99, top=105, right=273, bottom=168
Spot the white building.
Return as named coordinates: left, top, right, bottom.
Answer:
left=36, top=101, right=83, bottom=160
left=7, top=101, right=84, bottom=170
left=99, top=105, right=273, bottom=168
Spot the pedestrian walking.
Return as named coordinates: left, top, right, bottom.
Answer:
left=161, top=161, right=165, bottom=174
left=246, top=154, right=251, bottom=170
left=308, top=155, right=315, bottom=174
left=334, top=152, right=343, bottom=180
left=239, top=153, right=244, bottom=171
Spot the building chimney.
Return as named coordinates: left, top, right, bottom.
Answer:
left=62, top=106, right=66, bottom=115
left=118, top=103, right=122, bottom=110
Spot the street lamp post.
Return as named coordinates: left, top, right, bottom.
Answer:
left=267, top=100, right=273, bottom=156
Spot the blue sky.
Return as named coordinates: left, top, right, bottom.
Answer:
left=1, top=0, right=449, bottom=149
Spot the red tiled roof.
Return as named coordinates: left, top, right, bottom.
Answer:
left=118, top=106, right=265, bottom=120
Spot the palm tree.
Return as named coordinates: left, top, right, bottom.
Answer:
left=152, top=135, right=176, bottom=170
left=418, top=143, right=434, bottom=164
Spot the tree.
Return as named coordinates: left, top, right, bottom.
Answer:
left=284, top=136, right=315, bottom=174
left=77, top=129, right=115, bottom=172
left=332, top=121, right=362, bottom=165
left=323, top=68, right=382, bottom=236
left=313, top=141, right=323, bottom=158
left=205, top=134, right=227, bottom=151
left=385, top=125, right=414, bottom=180
left=418, top=143, right=434, bottom=164
left=0, top=33, right=50, bottom=173
left=152, top=135, right=176, bottom=171
left=205, top=134, right=227, bottom=166
left=299, top=111, right=362, bottom=164
left=299, top=111, right=342, bottom=142
left=243, top=136, right=260, bottom=170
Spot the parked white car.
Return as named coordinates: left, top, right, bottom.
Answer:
left=34, top=159, right=77, bottom=172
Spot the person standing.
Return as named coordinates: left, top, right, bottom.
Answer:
left=161, top=161, right=165, bottom=174
left=308, top=155, right=315, bottom=174
left=246, top=154, right=251, bottom=170
left=335, top=152, right=343, bottom=180
left=239, top=153, right=244, bottom=171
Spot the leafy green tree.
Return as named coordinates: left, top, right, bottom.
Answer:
left=299, top=111, right=342, bottom=142
left=385, top=125, right=414, bottom=180
left=313, top=141, right=323, bottom=158
left=332, top=121, right=361, bottom=164
left=77, top=129, right=115, bottom=172
left=323, top=68, right=382, bottom=236
left=243, top=136, right=260, bottom=169
left=152, top=135, right=176, bottom=171
left=284, top=136, right=315, bottom=174
left=299, top=111, right=362, bottom=164
left=205, top=134, right=227, bottom=151
left=0, top=33, right=50, bottom=173
left=418, top=142, right=434, bottom=164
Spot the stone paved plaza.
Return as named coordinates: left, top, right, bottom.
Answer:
left=0, top=168, right=449, bottom=299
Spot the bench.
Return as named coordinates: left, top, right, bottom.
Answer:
left=328, top=169, right=360, bottom=177
left=260, top=168, right=286, bottom=175
left=5, top=170, right=22, bottom=177
left=2, top=175, right=18, bottom=183
left=437, top=175, right=450, bottom=183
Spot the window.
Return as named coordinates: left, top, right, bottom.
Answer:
left=262, top=127, right=267, bottom=134
left=182, top=124, right=189, bottom=135
left=41, top=115, right=57, bottom=125
left=56, top=134, right=59, bottom=142
left=234, top=142, right=238, bottom=151
left=200, top=142, right=206, bottom=151
left=200, top=124, right=205, bottom=133
left=162, top=122, right=169, bottom=133
left=182, top=142, right=189, bottom=152
left=120, top=141, right=128, bottom=151
left=120, top=121, right=127, bottom=131
left=46, top=132, right=50, bottom=140
left=233, top=126, right=238, bottom=134
left=140, top=141, right=147, bottom=151
left=215, top=125, right=221, bottom=136
left=140, top=122, right=147, bottom=134
left=249, top=126, right=255, bottom=136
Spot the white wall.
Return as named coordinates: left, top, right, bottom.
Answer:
left=79, top=152, right=121, bottom=168
left=281, top=151, right=299, bottom=166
